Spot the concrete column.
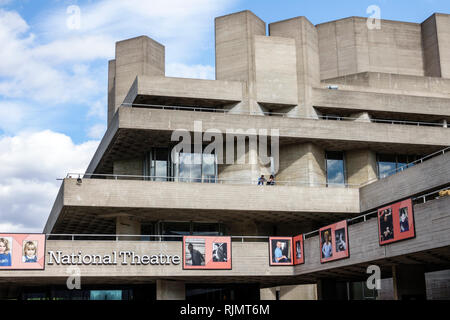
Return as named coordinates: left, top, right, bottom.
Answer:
left=279, top=284, right=317, bottom=300
left=345, top=149, right=377, bottom=186
left=218, top=137, right=261, bottom=184
left=156, top=280, right=185, bottom=300
left=116, top=216, right=141, bottom=240
left=421, top=13, right=450, bottom=78
left=260, top=287, right=277, bottom=300
left=107, top=59, right=116, bottom=126
left=277, top=142, right=326, bottom=186
left=215, top=11, right=266, bottom=115
left=113, top=158, right=144, bottom=179
left=110, top=36, right=165, bottom=123
left=269, top=17, right=320, bottom=118
left=349, top=112, right=371, bottom=122
left=392, top=265, right=427, bottom=300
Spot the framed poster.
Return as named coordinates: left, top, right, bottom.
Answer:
left=183, top=236, right=231, bottom=270
left=319, top=220, right=349, bottom=263
left=269, top=237, right=293, bottom=266
left=378, top=198, right=415, bottom=246
left=0, top=233, right=46, bottom=270
left=293, top=234, right=304, bottom=265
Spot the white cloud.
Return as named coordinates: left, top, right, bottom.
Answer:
left=87, top=123, right=106, bottom=139
left=0, top=130, right=99, bottom=232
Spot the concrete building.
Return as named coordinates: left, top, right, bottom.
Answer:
left=1, top=10, right=450, bottom=300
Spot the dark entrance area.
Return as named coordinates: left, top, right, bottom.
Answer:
left=17, top=284, right=156, bottom=301
left=186, top=284, right=260, bottom=301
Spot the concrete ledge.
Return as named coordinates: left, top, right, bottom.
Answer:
left=313, top=87, right=450, bottom=117
left=127, top=75, right=244, bottom=105
left=360, top=151, right=450, bottom=212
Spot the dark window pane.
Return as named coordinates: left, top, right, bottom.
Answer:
left=326, top=152, right=345, bottom=186
left=377, top=154, right=397, bottom=178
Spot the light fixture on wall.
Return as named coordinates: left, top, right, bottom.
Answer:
left=77, top=175, right=82, bottom=185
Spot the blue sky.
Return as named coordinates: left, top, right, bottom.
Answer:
left=0, top=0, right=449, bottom=232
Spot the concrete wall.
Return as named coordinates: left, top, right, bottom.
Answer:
left=317, top=18, right=425, bottom=79
left=113, top=158, right=143, bottom=177
left=254, top=35, right=298, bottom=106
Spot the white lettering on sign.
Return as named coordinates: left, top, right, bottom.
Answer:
left=47, top=251, right=181, bottom=266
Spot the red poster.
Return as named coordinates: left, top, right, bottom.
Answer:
left=269, top=237, right=293, bottom=266
left=0, top=234, right=46, bottom=270
left=319, top=220, right=349, bottom=263
left=183, top=236, right=231, bottom=270
left=293, top=234, right=304, bottom=265
left=378, top=198, right=415, bottom=245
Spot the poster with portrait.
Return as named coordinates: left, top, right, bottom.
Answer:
left=0, top=234, right=46, bottom=270
left=292, top=234, right=304, bottom=265
left=269, top=237, right=293, bottom=266
left=183, top=236, right=231, bottom=270
left=378, top=198, right=415, bottom=246
left=319, top=220, right=349, bottom=263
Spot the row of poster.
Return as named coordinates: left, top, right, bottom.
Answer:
left=183, top=198, right=416, bottom=269
left=1, top=199, right=415, bottom=270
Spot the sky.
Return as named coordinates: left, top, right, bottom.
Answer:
left=0, top=0, right=449, bottom=233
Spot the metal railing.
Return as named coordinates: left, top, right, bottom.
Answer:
left=65, top=147, right=449, bottom=187
left=65, top=172, right=361, bottom=188
left=45, top=185, right=449, bottom=243
left=303, top=185, right=450, bottom=239
left=122, top=102, right=448, bottom=128
left=360, top=146, right=450, bottom=187
left=46, top=233, right=269, bottom=242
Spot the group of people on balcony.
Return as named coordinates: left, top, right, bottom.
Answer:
left=257, top=175, right=275, bottom=186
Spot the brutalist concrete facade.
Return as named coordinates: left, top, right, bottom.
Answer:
left=3, top=10, right=450, bottom=300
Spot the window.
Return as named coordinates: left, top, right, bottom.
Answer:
left=174, top=145, right=217, bottom=183
left=377, top=154, right=420, bottom=179
left=326, top=151, right=346, bottom=186
left=144, top=148, right=171, bottom=181
left=159, top=221, right=224, bottom=241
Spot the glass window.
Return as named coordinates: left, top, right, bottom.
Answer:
left=377, top=154, right=397, bottom=178
left=162, top=222, right=191, bottom=241
left=193, top=223, right=221, bottom=236
left=90, top=290, right=122, bottom=300
left=175, top=146, right=217, bottom=183
left=144, top=148, right=170, bottom=181
left=326, top=151, right=346, bottom=186
left=377, top=154, right=421, bottom=179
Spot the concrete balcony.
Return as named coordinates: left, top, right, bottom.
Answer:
left=44, top=178, right=360, bottom=234
left=313, top=87, right=450, bottom=120
left=5, top=196, right=450, bottom=287
left=124, top=75, right=244, bottom=107
left=87, top=107, right=450, bottom=174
